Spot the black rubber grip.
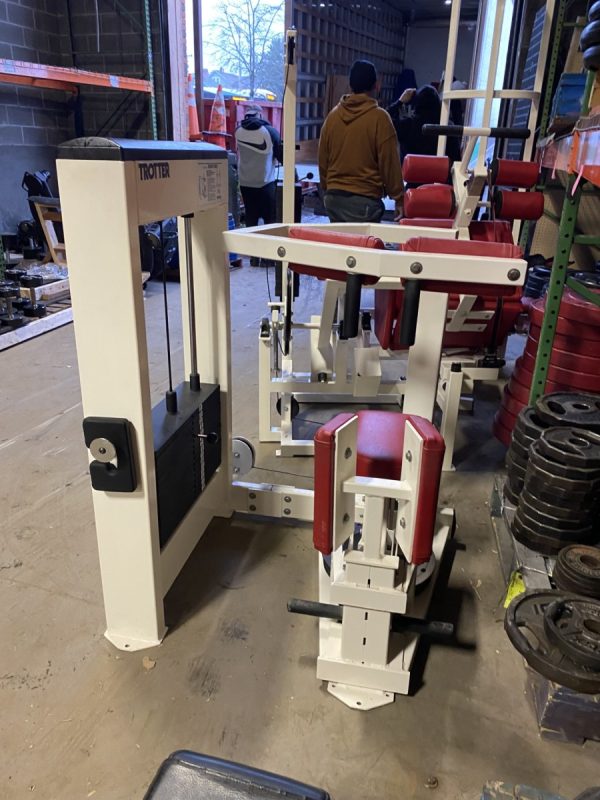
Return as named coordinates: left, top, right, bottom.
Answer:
left=287, top=599, right=342, bottom=620
left=422, top=124, right=530, bottom=139
left=399, top=280, right=421, bottom=347
left=340, top=272, right=363, bottom=340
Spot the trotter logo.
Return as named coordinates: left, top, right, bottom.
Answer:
left=138, top=162, right=170, bottom=181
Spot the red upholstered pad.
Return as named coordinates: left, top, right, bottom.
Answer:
left=491, top=158, right=539, bottom=189
left=398, top=218, right=455, bottom=228
left=404, top=184, right=455, bottom=219
left=493, top=189, right=544, bottom=221
left=403, top=155, right=450, bottom=184
left=288, top=227, right=384, bottom=283
left=402, top=236, right=523, bottom=260
left=469, top=220, right=514, bottom=244
left=313, top=411, right=444, bottom=564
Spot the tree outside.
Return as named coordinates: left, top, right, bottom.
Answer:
left=205, top=0, right=285, bottom=100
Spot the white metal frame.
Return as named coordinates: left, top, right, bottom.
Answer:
left=58, top=150, right=233, bottom=651
left=313, top=415, right=454, bottom=709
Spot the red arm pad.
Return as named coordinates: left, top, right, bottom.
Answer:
left=403, top=155, right=450, bottom=184
left=287, top=228, right=383, bottom=283
left=493, top=189, right=544, bottom=221
left=404, top=184, right=455, bottom=219
left=490, top=158, right=539, bottom=189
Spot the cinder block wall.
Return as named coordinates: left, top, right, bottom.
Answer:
left=0, top=0, right=72, bottom=229
left=0, top=0, right=167, bottom=231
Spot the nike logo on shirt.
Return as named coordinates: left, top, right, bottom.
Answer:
left=241, top=140, right=268, bottom=151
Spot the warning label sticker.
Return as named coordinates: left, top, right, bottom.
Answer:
left=199, top=163, right=223, bottom=204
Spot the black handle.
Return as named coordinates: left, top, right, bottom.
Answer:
left=340, top=272, right=363, bottom=340
left=287, top=598, right=455, bottom=638
left=422, top=124, right=530, bottom=139
left=399, top=280, right=421, bottom=347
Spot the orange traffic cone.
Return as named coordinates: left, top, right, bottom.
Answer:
left=208, top=84, right=228, bottom=149
left=187, top=73, right=201, bottom=140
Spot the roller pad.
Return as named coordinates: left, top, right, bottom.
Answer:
left=403, top=154, right=450, bottom=184
left=494, top=189, right=544, bottom=221
left=404, top=184, right=455, bottom=219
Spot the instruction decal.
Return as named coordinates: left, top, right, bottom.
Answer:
left=199, top=163, right=223, bottom=204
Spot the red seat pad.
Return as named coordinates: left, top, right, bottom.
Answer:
left=288, top=227, right=383, bottom=283
left=469, top=220, right=514, bottom=244
left=313, top=411, right=444, bottom=564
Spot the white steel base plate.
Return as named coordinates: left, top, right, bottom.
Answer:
left=105, top=628, right=165, bottom=652
left=327, top=681, right=394, bottom=710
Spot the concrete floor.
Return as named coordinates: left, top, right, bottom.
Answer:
left=1, top=259, right=599, bottom=800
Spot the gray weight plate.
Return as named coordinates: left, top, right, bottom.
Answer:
left=536, top=392, right=600, bottom=432
left=530, top=440, right=600, bottom=482
left=505, top=590, right=600, bottom=693
left=538, top=427, right=600, bottom=469
left=543, top=597, right=600, bottom=671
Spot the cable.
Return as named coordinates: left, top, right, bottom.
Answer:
left=160, top=220, right=177, bottom=413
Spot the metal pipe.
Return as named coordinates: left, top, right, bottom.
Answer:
left=184, top=215, right=200, bottom=391
left=142, top=0, right=158, bottom=140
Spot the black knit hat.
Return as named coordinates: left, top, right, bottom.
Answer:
left=349, top=60, right=377, bottom=93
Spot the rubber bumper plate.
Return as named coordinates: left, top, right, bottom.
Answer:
left=524, top=335, right=600, bottom=374
left=529, top=298, right=600, bottom=339
left=529, top=324, right=600, bottom=357
left=538, top=427, right=600, bottom=469
left=520, top=350, right=600, bottom=393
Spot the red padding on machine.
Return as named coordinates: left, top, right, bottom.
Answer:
left=313, top=411, right=444, bottom=564
left=288, top=227, right=383, bottom=283
left=493, top=189, right=544, bottom=221
left=402, top=236, right=523, bottom=260
left=398, top=218, right=455, bottom=228
left=404, top=184, right=455, bottom=219
left=402, top=154, right=450, bottom=185
left=490, top=158, right=539, bottom=189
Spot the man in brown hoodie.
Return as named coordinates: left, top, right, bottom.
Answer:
left=318, top=60, right=404, bottom=223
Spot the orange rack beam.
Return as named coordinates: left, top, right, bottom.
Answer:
left=538, top=113, right=600, bottom=189
left=0, top=59, right=153, bottom=95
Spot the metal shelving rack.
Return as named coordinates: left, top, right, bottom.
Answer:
left=530, top=69, right=600, bottom=403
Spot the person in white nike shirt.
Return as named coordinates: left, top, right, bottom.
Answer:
left=235, top=104, right=283, bottom=265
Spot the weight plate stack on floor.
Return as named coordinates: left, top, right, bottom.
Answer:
left=511, top=424, right=600, bottom=555
left=505, top=590, right=600, bottom=693
left=554, top=544, right=600, bottom=598
left=494, top=288, right=600, bottom=445
left=502, top=407, right=550, bottom=504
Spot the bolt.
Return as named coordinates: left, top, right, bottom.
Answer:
left=249, top=492, right=256, bottom=499
left=249, top=504, right=256, bottom=512
left=346, top=256, right=356, bottom=268
left=399, top=517, right=406, bottom=529
left=425, top=776, right=439, bottom=790
left=234, top=452, right=240, bottom=458
left=343, top=513, right=350, bottom=523
left=405, top=450, right=412, bottom=462
left=284, top=495, right=291, bottom=503
left=233, top=466, right=240, bottom=474
left=283, top=508, right=291, bottom=516
left=99, top=447, right=106, bottom=455
left=344, top=447, right=352, bottom=459
left=277, top=246, right=286, bottom=258
left=410, top=261, right=423, bottom=274
left=507, top=268, right=521, bottom=282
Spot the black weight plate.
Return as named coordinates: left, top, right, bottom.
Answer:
left=525, top=452, right=600, bottom=491
left=530, top=440, right=600, bottom=482
left=530, top=265, right=552, bottom=278
left=506, top=451, right=527, bottom=480
left=573, top=790, right=600, bottom=800
left=508, top=437, right=530, bottom=462
left=505, top=590, right=600, bottom=693
left=581, top=20, right=600, bottom=51
left=503, top=479, right=520, bottom=506
left=522, top=486, right=599, bottom=520
left=0, top=314, right=26, bottom=329
left=515, top=407, right=548, bottom=440
left=538, top=427, right=600, bottom=469
left=543, top=597, right=600, bottom=670
left=554, top=544, right=600, bottom=598
left=506, top=447, right=528, bottom=472
left=516, top=506, right=595, bottom=543
left=512, top=512, right=595, bottom=556
left=591, top=1, right=600, bottom=22
left=519, top=495, right=595, bottom=530
left=524, top=473, right=600, bottom=504
left=512, top=425, right=536, bottom=450
left=584, top=44, right=600, bottom=71
left=536, top=392, right=600, bottom=431
left=508, top=472, right=524, bottom=494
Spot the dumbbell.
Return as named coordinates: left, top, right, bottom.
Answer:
left=4, top=268, right=27, bottom=283
left=0, top=282, right=26, bottom=329
left=19, top=274, right=46, bottom=318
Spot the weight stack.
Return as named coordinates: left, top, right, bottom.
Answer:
left=503, top=406, right=549, bottom=505
left=493, top=287, right=600, bottom=445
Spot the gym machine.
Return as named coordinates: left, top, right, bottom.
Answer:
left=258, top=3, right=554, bottom=466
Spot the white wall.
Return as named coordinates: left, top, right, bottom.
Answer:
left=404, top=22, right=476, bottom=88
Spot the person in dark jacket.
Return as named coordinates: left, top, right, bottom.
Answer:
left=235, top=104, right=283, bottom=263
left=387, top=85, right=461, bottom=165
